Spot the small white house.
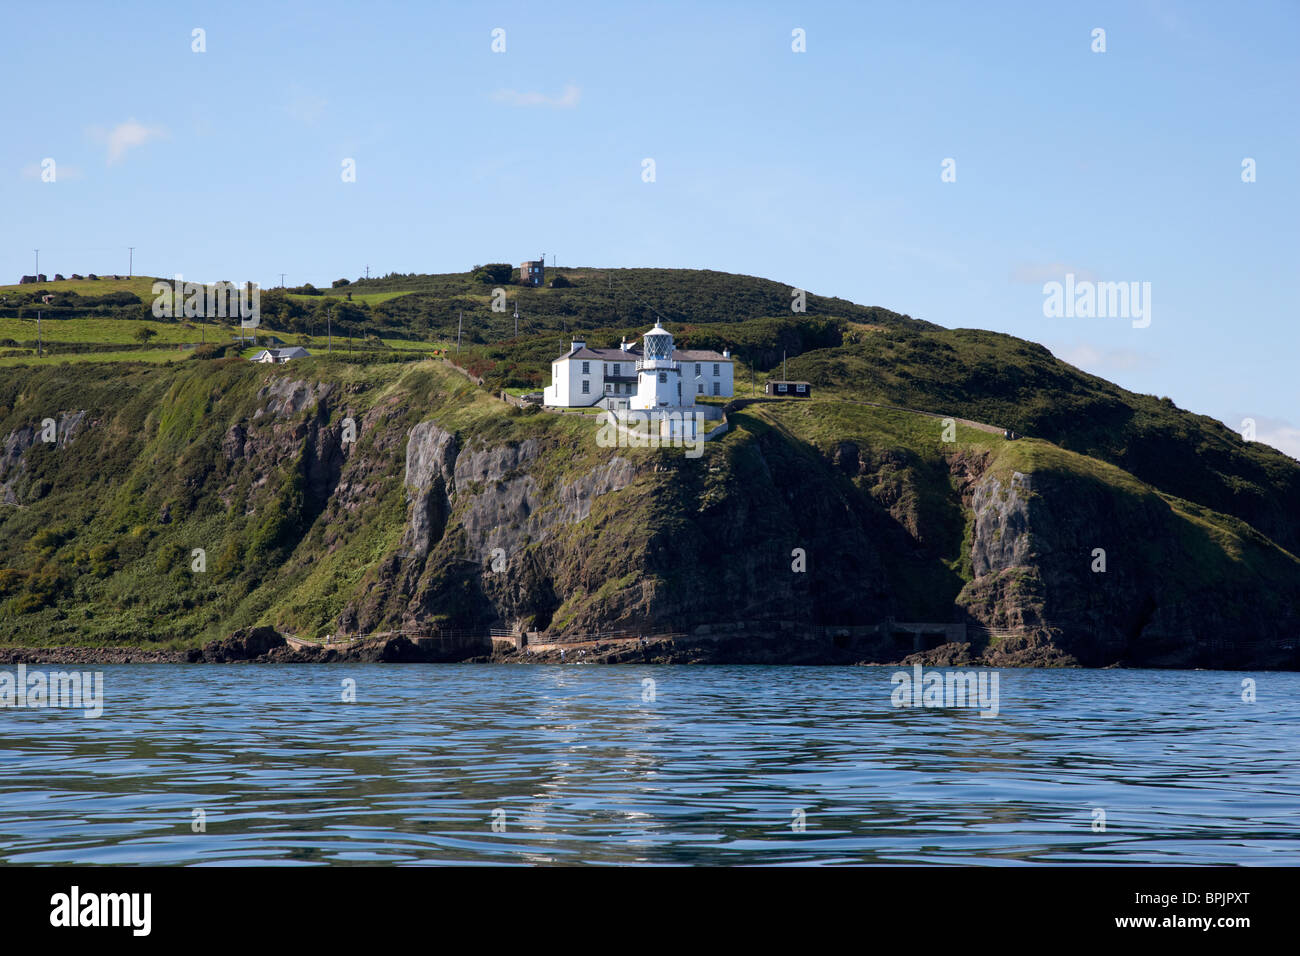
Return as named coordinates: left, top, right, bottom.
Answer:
left=543, top=322, right=733, bottom=408
left=251, top=346, right=311, bottom=364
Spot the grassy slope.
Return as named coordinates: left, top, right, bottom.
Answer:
left=0, top=277, right=159, bottom=298
left=786, top=327, right=1300, bottom=557
left=1, top=265, right=1296, bottom=639
left=0, top=316, right=230, bottom=345
left=287, top=291, right=411, bottom=306
left=0, top=351, right=1293, bottom=649
left=763, top=399, right=1300, bottom=622
left=0, top=357, right=619, bottom=646
left=0, top=349, right=188, bottom=367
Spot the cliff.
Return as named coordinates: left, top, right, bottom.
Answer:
left=0, top=356, right=1296, bottom=668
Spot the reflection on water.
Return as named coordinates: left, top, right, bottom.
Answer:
left=1, top=665, right=1296, bottom=865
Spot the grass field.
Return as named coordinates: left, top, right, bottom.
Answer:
left=0, top=312, right=448, bottom=353
left=287, top=291, right=412, bottom=306
left=380, top=338, right=447, bottom=351
left=0, top=276, right=160, bottom=298
left=0, top=316, right=231, bottom=346
left=0, top=348, right=185, bottom=367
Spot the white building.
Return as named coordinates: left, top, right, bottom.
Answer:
left=542, top=322, right=734, bottom=408
left=251, top=346, right=311, bottom=364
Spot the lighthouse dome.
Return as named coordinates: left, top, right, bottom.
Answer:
left=643, top=321, right=674, bottom=360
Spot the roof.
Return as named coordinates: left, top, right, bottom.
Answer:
left=560, top=346, right=731, bottom=362
left=769, top=380, right=811, bottom=386
left=254, top=346, right=311, bottom=359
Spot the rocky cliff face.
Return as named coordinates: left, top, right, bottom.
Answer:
left=0, top=410, right=92, bottom=504
left=323, top=402, right=907, bottom=645
left=958, top=467, right=1300, bottom=668
left=0, top=361, right=1295, bottom=668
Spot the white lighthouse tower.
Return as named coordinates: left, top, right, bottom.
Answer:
left=630, top=321, right=693, bottom=410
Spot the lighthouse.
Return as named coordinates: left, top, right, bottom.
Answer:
left=630, top=320, right=692, bottom=410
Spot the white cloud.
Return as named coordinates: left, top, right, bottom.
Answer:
left=1011, top=262, right=1098, bottom=285
left=88, top=119, right=168, bottom=164
left=492, top=84, right=581, bottom=108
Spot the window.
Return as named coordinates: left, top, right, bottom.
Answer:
left=605, top=383, right=613, bottom=392
left=713, top=363, right=720, bottom=376
left=695, top=363, right=701, bottom=375
left=659, top=372, right=667, bottom=383
left=582, top=381, right=590, bottom=394
left=581, top=361, right=590, bottom=374
left=796, top=384, right=806, bottom=393
left=697, top=384, right=704, bottom=394
left=612, top=363, right=620, bottom=376
left=712, top=382, right=720, bottom=396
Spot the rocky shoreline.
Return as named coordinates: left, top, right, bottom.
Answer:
left=0, top=625, right=1288, bottom=668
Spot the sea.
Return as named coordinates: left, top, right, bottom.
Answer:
left=1, top=664, right=1296, bottom=865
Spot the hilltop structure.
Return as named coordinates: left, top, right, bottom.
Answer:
left=520, top=256, right=545, bottom=287
left=543, top=321, right=733, bottom=409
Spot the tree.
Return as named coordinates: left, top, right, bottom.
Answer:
left=472, top=263, right=514, bottom=284
left=332, top=278, right=351, bottom=288
left=134, top=326, right=158, bottom=344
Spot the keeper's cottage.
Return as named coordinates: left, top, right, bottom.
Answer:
left=543, top=322, right=734, bottom=409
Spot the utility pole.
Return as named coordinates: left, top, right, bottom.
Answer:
left=128, top=247, right=134, bottom=277
left=36, top=311, right=42, bottom=357
left=327, top=310, right=332, bottom=353
left=457, top=311, right=462, bottom=354
left=34, top=250, right=39, bottom=278
left=278, top=273, right=286, bottom=288
left=365, top=265, right=369, bottom=280
left=783, top=349, right=787, bottom=382
left=513, top=300, right=519, bottom=337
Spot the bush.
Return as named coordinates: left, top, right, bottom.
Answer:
left=191, top=344, right=225, bottom=360
left=332, top=278, right=351, bottom=288
left=472, top=263, right=514, bottom=284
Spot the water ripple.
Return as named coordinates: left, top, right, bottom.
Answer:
left=1, top=665, right=1296, bottom=865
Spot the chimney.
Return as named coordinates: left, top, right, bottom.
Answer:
left=571, top=339, right=586, bottom=353
left=620, top=337, right=632, bottom=352
left=722, top=348, right=730, bottom=359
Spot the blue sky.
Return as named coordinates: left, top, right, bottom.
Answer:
left=4, top=1, right=1297, bottom=455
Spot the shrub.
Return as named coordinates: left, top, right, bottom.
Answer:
left=472, top=263, right=514, bottom=284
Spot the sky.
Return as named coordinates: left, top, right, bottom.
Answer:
left=3, top=0, right=1297, bottom=456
